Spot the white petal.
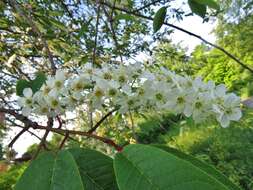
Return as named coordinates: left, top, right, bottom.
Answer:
left=229, top=108, right=242, bottom=121
left=220, top=115, right=230, bottom=128
left=215, top=84, right=226, bottom=97
left=122, top=84, right=131, bottom=95
left=22, top=107, right=31, bottom=116
left=56, top=70, right=65, bottom=82
left=17, top=98, right=25, bottom=107
left=224, top=94, right=240, bottom=107
left=23, top=88, right=33, bottom=97
left=183, top=104, right=193, bottom=117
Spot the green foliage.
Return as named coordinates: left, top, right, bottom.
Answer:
left=135, top=109, right=253, bottom=190
left=137, top=112, right=181, bottom=144
left=16, top=80, right=31, bottom=96
left=15, top=148, right=117, bottom=190
left=15, top=151, right=83, bottom=190
left=195, top=0, right=220, bottom=10
left=188, top=0, right=207, bottom=18
left=163, top=110, right=253, bottom=190
left=68, top=148, right=118, bottom=190
left=114, top=144, right=239, bottom=190
left=30, top=72, right=47, bottom=93
left=153, top=145, right=241, bottom=190
left=153, top=7, right=167, bottom=33
left=16, top=72, right=46, bottom=96
left=14, top=145, right=241, bottom=190
left=188, top=0, right=220, bottom=18
left=0, top=164, right=26, bottom=190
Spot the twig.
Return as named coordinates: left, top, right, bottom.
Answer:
left=129, top=111, right=138, bottom=142
left=6, top=118, right=49, bottom=146
left=32, top=117, right=53, bottom=159
left=58, top=132, right=69, bottom=149
left=101, top=1, right=253, bottom=73
left=8, top=126, right=29, bottom=148
left=56, top=115, right=62, bottom=129
left=134, top=0, right=163, bottom=12
left=88, top=104, right=93, bottom=129
left=102, top=3, right=123, bottom=62
left=92, top=3, right=101, bottom=65
left=88, top=108, right=117, bottom=133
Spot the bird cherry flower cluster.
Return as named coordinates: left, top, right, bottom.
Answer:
left=18, top=63, right=242, bottom=127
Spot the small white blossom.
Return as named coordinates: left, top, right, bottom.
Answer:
left=18, top=88, right=34, bottom=116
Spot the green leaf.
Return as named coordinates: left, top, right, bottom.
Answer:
left=16, top=72, right=46, bottom=96
left=50, top=18, right=67, bottom=31
left=16, top=79, right=31, bottom=96
left=14, top=151, right=84, bottom=190
left=152, top=145, right=242, bottom=190
left=188, top=0, right=207, bottom=18
left=114, top=14, right=135, bottom=21
left=114, top=144, right=237, bottom=190
left=153, top=7, right=167, bottom=33
left=31, top=72, right=46, bottom=93
left=194, top=0, right=220, bottom=10
left=69, top=148, right=118, bottom=190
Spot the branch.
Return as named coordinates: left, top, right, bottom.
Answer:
left=6, top=118, right=49, bottom=146
left=58, top=132, right=69, bottom=149
left=88, top=108, right=117, bottom=134
left=8, top=0, right=57, bottom=74
left=101, top=1, right=253, bottom=73
left=56, top=115, right=63, bottom=129
left=1, top=107, right=122, bottom=151
left=33, top=117, right=53, bottom=159
left=32, top=124, right=123, bottom=151
left=102, top=3, right=123, bottom=62
left=8, top=126, right=29, bottom=148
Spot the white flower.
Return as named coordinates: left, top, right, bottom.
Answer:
left=45, top=90, right=63, bottom=115
left=81, top=62, right=94, bottom=78
left=165, top=88, right=194, bottom=116
left=18, top=88, right=34, bottom=116
left=51, top=70, right=66, bottom=91
left=90, top=86, right=105, bottom=109
left=213, top=93, right=242, bottom=127
left=117, top=95, right=138, bottom=114
left=33, top=94, right=50, bottom=115
left=190, top=93, right=213, bottom=122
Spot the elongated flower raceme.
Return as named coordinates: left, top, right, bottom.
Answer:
left=17, top=63, right=242, bottom=127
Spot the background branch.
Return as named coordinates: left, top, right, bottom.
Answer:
left=101, top=1, right=253, bottom=73
left=8, top=0, right=57, bottom=74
